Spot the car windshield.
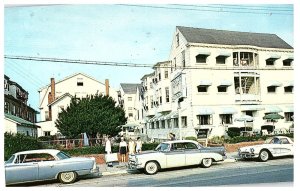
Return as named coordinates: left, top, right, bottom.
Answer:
left=5, top=155, right=15, bottom=164
left=155, top=143, right=170, bottom=152
left=56, top=151, right=71, bottom=160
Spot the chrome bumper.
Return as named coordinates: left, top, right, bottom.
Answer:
left=239, top=152, right=257, bottom=158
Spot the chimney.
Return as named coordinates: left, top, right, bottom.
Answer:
left=51, top=78, right=55, bottom=102
left=105, top=79, right=109, bottom=96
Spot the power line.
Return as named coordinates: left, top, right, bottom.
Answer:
left=116, top=4, right=293, bottom=15
left=172, top=4, right=293, bottom=12
left=5, top=58, right=45, bottom=86
left=4, top=55, right=294, bottom=71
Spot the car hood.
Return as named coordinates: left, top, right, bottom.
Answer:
left=135, top=150, right=158, bottom=155
left=240, top=144, right=270, bottom=151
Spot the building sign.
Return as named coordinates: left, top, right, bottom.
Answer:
left=171, top=72, right=186, bottom=102
left=197, top=129, right=209, bottom=138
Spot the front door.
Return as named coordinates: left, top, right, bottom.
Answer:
left=165, top=143, right=186, bottom=168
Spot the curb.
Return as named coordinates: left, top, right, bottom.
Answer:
left=101, top=170, right=128, bottom=176
left=223, top=158, right=237, bottom=163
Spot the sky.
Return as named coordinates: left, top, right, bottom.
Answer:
left=4, top=3, right=294, bottom=113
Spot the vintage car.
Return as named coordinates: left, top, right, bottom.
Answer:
left=128, top=140, right=226, bottom=175
left=5, top=149, right=100, bottom=185
left=238, top=136, right=294, bottom=162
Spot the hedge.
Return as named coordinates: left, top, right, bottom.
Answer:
left=4, top=133, right=42, bottom=160
left=62, top=143, right=160, bottom=156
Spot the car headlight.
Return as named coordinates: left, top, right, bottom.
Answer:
left=250, top=148, right=255, bottom=153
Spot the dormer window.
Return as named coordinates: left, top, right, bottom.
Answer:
left=77, top=78, right=83, bottom=86
left=283, top=58, right=293, bottom=67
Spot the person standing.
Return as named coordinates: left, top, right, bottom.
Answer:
left=135, top=137, right=143, bottom=153
left=119, top=137, right=127, bottom=162
left=105, top=136, right=112, bottom=154
left=128, top=138, right=135, bottom=155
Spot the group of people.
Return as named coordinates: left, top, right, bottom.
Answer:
left=105, top=136, right=143, bottom=163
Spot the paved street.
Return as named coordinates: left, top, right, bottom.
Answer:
left=25, top=157, right=293, bottom=187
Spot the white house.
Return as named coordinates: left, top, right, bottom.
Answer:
left=140, top=26, right=293, bottom=140
left=37, top=73, right=119, bottom=136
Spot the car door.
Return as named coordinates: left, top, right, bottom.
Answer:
left=5, top=154, right=38, bottom=185
left=184, top=142, right=201, bottom=166
left=165, top=143, right=186, bottom=168
left=278, top=138, right=293, bottom=156
left=37, top=153, right=61, bottom=180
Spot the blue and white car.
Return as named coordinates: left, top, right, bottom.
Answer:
left=5, top=149, right=99, bottom=185
left=128, top=140, right=226, bottom=175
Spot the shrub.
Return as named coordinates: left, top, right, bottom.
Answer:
left=227, top=128, right=240, bottom=138
left=209, top=136, right=225, bottom=144
left=185, top=136, right=198, bottom=141
left=4, top=133, right=42, bottom=160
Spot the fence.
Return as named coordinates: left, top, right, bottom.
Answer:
left=39, top=138, right=107, bottom=149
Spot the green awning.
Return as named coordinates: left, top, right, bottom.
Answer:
left=5, top=113, right=40, bottom=128
left=198, top=107, right=215, bottom=115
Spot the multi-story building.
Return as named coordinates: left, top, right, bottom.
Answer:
left=140, top=26, right=294, bottom=140
left=119, top=83, right=142, bottom=123
left=4, top=75, right=39, bottom=137
left=37, top=73, right=118, bottom=136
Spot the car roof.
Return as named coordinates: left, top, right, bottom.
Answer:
left=273, top=136, right=293, bottom=142
left=162, top=140, right=199, bottom=144
left=13, top=149, right=61, bottom=156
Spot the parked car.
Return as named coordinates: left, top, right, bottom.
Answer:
left=128, top=140, right=226, bottom=175
left=238, top=136, right=294, bottom=162
left=5, top=149, right=99, bottom=185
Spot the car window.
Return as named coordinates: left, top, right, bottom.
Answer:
left=173, top=143, right=185, bottom=151
left=22, top=153, right=55, bottom=163
left=184, top=142, right=198, bottom=150
left=280, top=138, right=290, bottom=144
left=155, top=143, right=170, bottom=152
left=271, top=138, right=280, bottom=144
left=6, top=154, right=15, bottom=164
left=56, top=151, right=71, bottom=160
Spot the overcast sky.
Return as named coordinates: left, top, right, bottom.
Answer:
left=4, top=4, right=294, bottom=112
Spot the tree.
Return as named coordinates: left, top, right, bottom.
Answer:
left=55, top=94, right=126, bottom=139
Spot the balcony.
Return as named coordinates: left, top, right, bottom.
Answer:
left=235, top=94, right=261, bottom=104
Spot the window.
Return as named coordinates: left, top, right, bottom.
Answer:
left=77, top=78, right=83, bottom=86
left=266, top=59, right=275, bottom=66
left=128, top=113, right=133, bottom=117
left=197, top=115, right=213, bottom=125
left=128, top=97, right=132, bottom=101
left=156, top=121, right=159, bottom=129
left=165, top=70, right=168, bottom=79
left=197, top=85, right=208, bottom=93
left=174, top=118, right=179, bottom=128
left=11, top=104, right=16, bottom=115
left=220, top=114, right=233, bottom=124
left=4, top=102, right=9, bottom=113
left=161, top=120, right=165, bottom=129
left=283, top=59, right=293, bottom=67
left=267, top=86, right=276, bottom=93
left=218, top=86, right=227, bottom=92
left=284, top=86, right=293, bottom=93
left=44, top=131, right=51, bottom=136
left=245, top=111, right=253, bottom=117
left=196, top=54, right=208, bottom=63
left=151, top=122, right=155, bottom=129
left=173, top=57, right=177, bottom=70
left=285, top=112, right=293, bottom=122
left=158, top=73, right=161, bottom=81
left=165, top=87, right=170, bottom=103
left=45, top=111, right=49, bottom=121
left=216, top=56, right=226, bottom=64
left=181, top=116, right=187, bottom=128
left=150, top=96, right=153, bottom=108
left=182, top=50, right=186, bottom=67
left=184, top=142, right=198, bottom=150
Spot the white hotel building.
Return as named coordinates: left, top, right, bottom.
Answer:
left=138, top=26, right=294, bottom=140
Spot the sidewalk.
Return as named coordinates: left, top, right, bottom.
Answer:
left=98, top=152, right=239, bottom=176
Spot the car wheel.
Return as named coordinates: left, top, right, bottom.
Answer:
left=145, top=161, right=159, bottom=175
left=258, top=150, right=269, bottom=162
left=201, top=158, right=212, bottom=168
left=58, top=171, right=77, bottom=184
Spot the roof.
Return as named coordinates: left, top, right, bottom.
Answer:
left=13, top=149, right=60, bottom=156
left=5, top=113, right=40, bottom=128
left=162, top=140, right=199, bottom=144
left=153, top=60, right=171, bottom=68
left=120, top=83, right=141, bottom=94
left=177, top=26, right=293, bottom=49
left=39, top=73, right=106, bottom=91
left=48, top=93, right=73, bottom=106
left=140, top=72, right=155, bottom=80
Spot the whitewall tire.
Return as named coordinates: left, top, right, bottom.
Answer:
left=58, top=171, right=77, bottom=184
